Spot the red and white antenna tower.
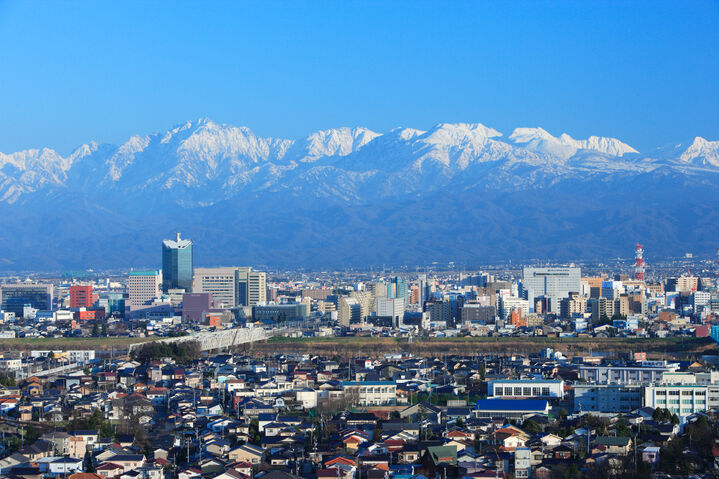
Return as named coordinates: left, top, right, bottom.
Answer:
left=634, top=243, right=645, bottom=281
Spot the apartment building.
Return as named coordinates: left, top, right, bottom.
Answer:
left=643, top=384, right=719, bottom=418
left=488, top=379, right=565, bottom=400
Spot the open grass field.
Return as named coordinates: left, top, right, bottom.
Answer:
left=0, top=336, right=154, bottom=352
left=0, top=334, right=716, bottom=361
left=259, top=335, right=719, bottom=360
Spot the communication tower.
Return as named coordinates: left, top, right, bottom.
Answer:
left=634, top=243, right=645, bottom=281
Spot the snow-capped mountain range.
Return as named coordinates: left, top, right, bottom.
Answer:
left=0, top=118, right=716, bottom=206
left=0, top=119, right=717, bottom=270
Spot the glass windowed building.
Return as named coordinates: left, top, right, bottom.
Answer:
left=162, top=232, right=193, bottom=292
left=522, top=266, right=581, bottom=313
left=0, top=283, right=53, bottom=316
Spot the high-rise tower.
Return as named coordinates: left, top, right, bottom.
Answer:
left=634, top=243, right=645, bottom=281
left=162, top=232, right=193, bottom=292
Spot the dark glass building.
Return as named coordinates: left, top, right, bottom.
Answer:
left=0, top=283, right=53, bottom=316
left=162, top=232, right=193, bottom=292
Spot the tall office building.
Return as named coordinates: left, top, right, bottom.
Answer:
left=498, top=293, right=530, bottom=320
left=386, top=277, right=408, bottom=300
left=522, top=266, right=581, bottom=313
left=0, top=283, right=53, bottom=316
left=338, top=297, right=361, bottom=326
left=193, top=266, right=266, bottom=307
left=236, top=267, right=266, bottom=306
left=69, top=284, right=94, bottom=309
left=418, top=274, right=433, bottom=307
left=350, top=291, right=374, bottom=318
left=376, top=297, right=405, bottom=327
left=97, top=292, right=127, bottom=317
left=128, top=270, right=162, bottom=308
left=193, top=267, right=237, bottom=307
left=162, top=232, right=193, bottom=292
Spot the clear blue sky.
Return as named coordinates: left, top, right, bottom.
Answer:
left=0, top=1, right=717, bottom=155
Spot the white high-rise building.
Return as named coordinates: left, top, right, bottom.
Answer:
left=522, top=266, right=581, bottom=313
left=192, top=266, right=267, bottom=307
left=693, top=291, right=711, bottom=314
left=376, top=297, right=405, bottom=327
left=237, top=267, right=266, bottom=306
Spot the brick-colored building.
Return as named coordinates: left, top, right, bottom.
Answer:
left=70, top=285, right=95, bottom=309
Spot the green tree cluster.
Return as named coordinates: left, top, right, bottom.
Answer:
left=0, top=373, right=16, bottom=387
left=68, top=408, right=115, bottom=439
left=651, top=407, right=680, bottom=425
left=131, top=340, right=202, bottom=363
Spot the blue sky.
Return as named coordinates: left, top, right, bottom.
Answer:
left=0, top=1, right=717, bottom=155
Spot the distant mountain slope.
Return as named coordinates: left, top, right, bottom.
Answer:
left=0, top=119, right=717, bottom=270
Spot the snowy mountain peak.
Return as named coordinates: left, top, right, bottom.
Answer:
left=509, top=127, right=638, bottom=159
left=420, top=123, right=503, bottom=158
left=298, top=127, right=381, bottom=162
left=426, top=122, right=502, bottom=141
left=390, top=127, right=426, bottom=141
left=509, top=127, right=555, bottom=143
left=0, top=119, right=715, bottom=208
left=579, top=135, right=638, bottom=156
left=679, top=136, right=719, bottom=167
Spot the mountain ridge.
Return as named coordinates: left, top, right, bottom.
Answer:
left=0, top=119, right=715, bottom=206
left=0, top=119, right=717, bottom=270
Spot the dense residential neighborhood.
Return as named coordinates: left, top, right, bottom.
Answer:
left=0, top=347, right=719, bottom=478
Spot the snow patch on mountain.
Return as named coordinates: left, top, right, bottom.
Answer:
left=509, top=127, right=638, bottom=159
left=105, top=135, right=151, bottom=182
left=679, top=137, right=719, bottom=167
left=0, top=119, right=715, bottom=207
left=413, top=123, right=504, bottom=169
left=295, top=127, right=381, bottom=162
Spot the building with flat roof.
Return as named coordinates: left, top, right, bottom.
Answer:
left=69, top=284, right=94, bottom=309
left=128, top=270, right=161, bottom=308
left=236, top=267, right=266, bottom=306
left=578, top=361, right=679, bottom=384
left=193, top=267, right=237, bottom=307
left=643, top=384, right=719, bottom=419
left=0, top=283, right=53, bottom=317
left=341, top=381, right=397, bottom=406
left=338, top=297, right=361, bottom=326
left=522, top=266, right=581, bottom=313
left=252, top=303, right=308, bottom=323
left=488, top=379, right=565, bottom=400
left=573, top=384, right=643, bottom=413
left=193, top=266, right=267, bottom=307
left=376, top=297, right=404, bottom=327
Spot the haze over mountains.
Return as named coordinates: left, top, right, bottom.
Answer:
left=1, top=119, right=718, bottom=271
